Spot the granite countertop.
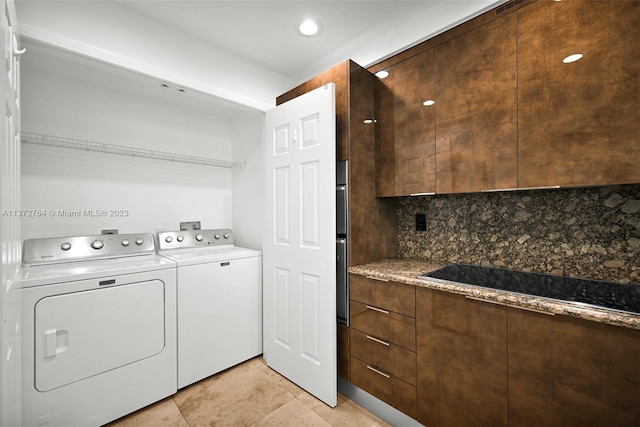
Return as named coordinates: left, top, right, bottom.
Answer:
left=349, top=258, right=640, bottom=331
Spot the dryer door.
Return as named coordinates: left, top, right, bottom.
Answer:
left=34, top=280, right=165, bottom=391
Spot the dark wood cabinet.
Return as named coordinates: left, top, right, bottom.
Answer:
left=350, top=328, right=416, bottom=385
left=375, top=49, right=436, bottom=197
left=349, top=274, right=416, bottom=417
left=416, top=288, right=508, bottom=427
left=350, top=357, right=417, bottom=418
left=508, top=307, right=640, bottom=427
left=435, top=12, right=518, bottom=194
left=351, top=274, right=640, bottom=426
left=517, top=0, right=640, bottom=188
left=349, top=273, right=415, bottom=317
left=368, top=1, right=639, bottom=194
left=337, top=323, right=349, bottom=380
left=350, top=300, right=416, bottom=352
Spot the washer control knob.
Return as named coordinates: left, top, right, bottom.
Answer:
left=135, top=238, right=144, bottom=245
left=195, top=234, right=204, bottom=242
left=61, top=242, right=71, bottom=251
left=91, top=240, right=104, bottom=250
left=214, top=234, right=221, bottom=240
left=121, top=239, right=130, bottom=247
left=223, top=233, right=230, bottom=239
left=165, top=236, right=173, bottom=243
left=177, top=235, right=184, bottom=242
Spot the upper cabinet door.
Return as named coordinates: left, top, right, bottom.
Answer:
left=517, top=1, right=640, bottom=189
left=375, top=50, right=436, bottom=197
left=435, top=13, right=518, bottom=194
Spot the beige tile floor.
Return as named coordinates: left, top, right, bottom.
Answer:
left=107, top=357, right=391, bottom=427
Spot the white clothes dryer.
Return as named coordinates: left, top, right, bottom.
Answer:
left=19, top=233, right=177, bottom=427
left=158, top=229, right=262, bottom=388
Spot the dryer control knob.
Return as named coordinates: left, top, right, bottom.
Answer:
left=165, top=236, right=173, bottom=243
left=135, top=238, right=144, bottom=245
left=223, top=233, right=230, bottom=239
left=61, top=242, right=71, bottom=251
left=214, top=234, right=221, bottom=240
left=195, top=234, right=204, bottom=242
left=121, top=239, right=130, bottom=247
left=91, top=240, right=104, bottom=250
left=177, top=235, right=184, bottom=242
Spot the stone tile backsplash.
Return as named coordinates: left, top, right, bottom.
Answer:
left=398, top=185, right=640, bottom=285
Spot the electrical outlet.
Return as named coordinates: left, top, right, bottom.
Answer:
left=179, top=221, right=201, bottom=231
left=415, top=214, right=426, bottom=231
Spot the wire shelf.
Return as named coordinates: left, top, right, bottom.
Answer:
left=21, top=132, right=244, bottom=169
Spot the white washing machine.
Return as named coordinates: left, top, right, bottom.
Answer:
left=158, top=229, right=262, bottom=389
left=19, top=233, right=177, bottom=427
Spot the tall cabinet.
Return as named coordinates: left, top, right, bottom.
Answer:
left=276, top=60, right=398, bottom=380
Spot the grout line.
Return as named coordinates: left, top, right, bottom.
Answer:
left=172, top=396, right=191, bottom=427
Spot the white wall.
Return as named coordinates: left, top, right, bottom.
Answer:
left=232, top=112, right=264, bottom=250
left=20, top=42, right=263, bottom=240
left=15, top=0, right=294, bottom=111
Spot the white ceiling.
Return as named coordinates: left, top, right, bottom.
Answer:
left=116, top=0, right=492, bottom=83
left=16, top=0, right=504, bottom=110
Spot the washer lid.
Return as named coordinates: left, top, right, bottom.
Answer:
left=18, top=254, right=176, bottom=288
left=160, top=246, right=262, bottom=266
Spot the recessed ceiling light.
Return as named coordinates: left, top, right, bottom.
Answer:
left=375, top=70, right=389, bottom=79
left=299, top=19, right=320, bottom=36
left=563, top=53, right=583, bottom=64
left=363, top=119, right=377, bottom=124
left=423, top=100, right=435, bottom=106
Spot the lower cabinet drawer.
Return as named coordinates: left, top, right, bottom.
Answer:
left=350, top=356, right=417, bottom=419
left=350, top=300, right=416, bottom=351
left=350, top=328, right=416, bottom=385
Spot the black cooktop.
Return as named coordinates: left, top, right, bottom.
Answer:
left=421, top=263, right=640, bottom=315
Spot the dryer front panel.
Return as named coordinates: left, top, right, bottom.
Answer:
left=34, top=280, right=165, bottom=391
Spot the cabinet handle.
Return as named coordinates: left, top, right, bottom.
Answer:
left=365, top=275, right=389, bottom=282
left=507, top=304, right=555, bottom=316
left=365, top=305, right=390, bottom=315
left=366, top=335, right=390, bottom=347
left=517, top=185, right=561, bottom=191
left=465, top=295, right=506, bottom=306
left=367, top=365, right=391, bottom=379
left=410, top=192, right=435, bottom=196
left=481, top=187, right=519, bottom=193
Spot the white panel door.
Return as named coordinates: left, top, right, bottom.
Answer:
left=263, top=84, right=337, bottom=407
left=1, top=1, right=21, bottom=425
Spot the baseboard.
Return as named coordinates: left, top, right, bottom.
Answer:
left=337, top=377, right=424, bottom=427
